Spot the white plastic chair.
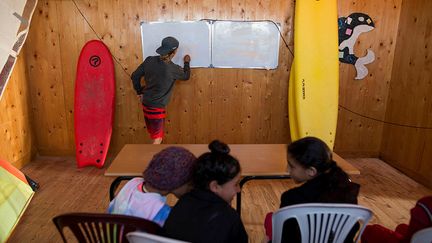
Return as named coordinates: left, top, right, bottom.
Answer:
left=411, top=227, right=432, bottom=243
left=126, top=231, right=190, bottom=243
left=272, top=203, right=372, bottom=243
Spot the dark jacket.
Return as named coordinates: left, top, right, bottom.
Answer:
left=163, top=189, right=248, bottom=243
left=131, top=56, right=190, bottom=108
left=280, top=167, right=360, bottom=243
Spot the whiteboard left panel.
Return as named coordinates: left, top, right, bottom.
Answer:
left=140, top=21, right=211, bottom=68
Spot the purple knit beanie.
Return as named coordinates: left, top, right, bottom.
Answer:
left=143, top=146, right=197, bottom=191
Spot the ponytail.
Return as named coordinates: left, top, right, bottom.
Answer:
left=326, top=161, right=350, bottom=189
left=325, top=160, right=338, bottom=171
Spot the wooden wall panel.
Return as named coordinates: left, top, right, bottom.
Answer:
left=0, top=52, right=36, bottom=168
left=25, top=0, right=293, bottom=156
left=24, top=0, right=404, bottom=157
left=381, top=0, right=432, bottom=188
left=336, top=0, right=403, bottom=156
left=25, top=1, right=72, bottom=155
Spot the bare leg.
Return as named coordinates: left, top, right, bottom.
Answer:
left=153, top=137, right=163, bottom=144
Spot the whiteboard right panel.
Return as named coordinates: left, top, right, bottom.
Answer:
left=212, top=21, right=280, bottom=69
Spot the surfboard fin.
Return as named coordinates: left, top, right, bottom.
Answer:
left=25, top=174, right=40, bottom=192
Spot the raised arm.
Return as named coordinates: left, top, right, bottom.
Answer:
left=173, top=55, right=191, bottom=81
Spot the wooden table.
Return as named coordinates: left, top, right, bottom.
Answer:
left=105, top=144, right=359, bottom=215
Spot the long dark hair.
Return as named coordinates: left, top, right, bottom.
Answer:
left=288, top=137, right=360, bottom=204
left=288, top=137, right=349, bottom=183
left=193, top=140, right=241, bottom=190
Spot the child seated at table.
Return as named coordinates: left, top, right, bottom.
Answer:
left=264, top=136, right=360, bottom=242
left=162, top=140, right=248, bottom=243
left=361, top=195, right=432, bottom=243
left=108, top=146, right=196, bottom=226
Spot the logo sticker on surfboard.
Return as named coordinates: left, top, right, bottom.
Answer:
left=89, top=55, right=101, bottom=67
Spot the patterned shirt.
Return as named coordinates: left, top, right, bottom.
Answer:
left=108, top=177, right=171, bottom=226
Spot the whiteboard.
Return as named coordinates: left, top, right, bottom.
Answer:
left=141, top=21, right=211, bottom=68
left=212, top=21, right=280, bottom=69
left=140, top=20, right=280, bottom=69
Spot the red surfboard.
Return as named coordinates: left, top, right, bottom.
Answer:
left=74, top=40, right=115, bottom=168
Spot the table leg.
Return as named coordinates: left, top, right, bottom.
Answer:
left=109, top=176, right=135, bottom=201
left=236, top=175, right=291, bottom=216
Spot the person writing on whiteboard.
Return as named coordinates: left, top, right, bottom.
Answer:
left=131, top=36, right=191, bottom=144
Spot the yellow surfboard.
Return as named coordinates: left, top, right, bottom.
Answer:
left=289, top=0, right=339, bottom=149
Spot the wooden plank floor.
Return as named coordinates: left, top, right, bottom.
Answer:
left=9, top=157, right=432, bottom=242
